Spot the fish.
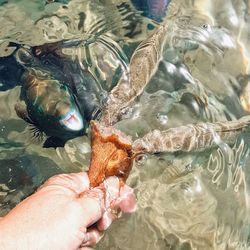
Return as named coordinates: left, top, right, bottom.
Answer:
left=131, top=0, right=170, bottom=22
left=45, top=0, right=70, bottom=4
left=11, top=45, right=106, bottom=148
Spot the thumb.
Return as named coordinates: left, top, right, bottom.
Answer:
left=77, top=188, right=105, bottom=228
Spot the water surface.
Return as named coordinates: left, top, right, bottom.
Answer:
left=1, top=0, right=250, bottom=249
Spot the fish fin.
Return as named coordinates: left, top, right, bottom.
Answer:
left=29, top=124, right=44, bottom=142
left=15, top=101, right=34, bottom=124
left=43, top=136, right=67, bottom=148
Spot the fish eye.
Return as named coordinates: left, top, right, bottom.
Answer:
left=202, top=23, right=208, bottom=29
left=15, top=48, right=33, bottom=65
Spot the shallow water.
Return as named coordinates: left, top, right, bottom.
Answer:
left=1, top=0, right=250, bottom=249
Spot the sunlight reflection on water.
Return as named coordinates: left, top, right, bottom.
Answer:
left=1, top=0, right=250, bottom=249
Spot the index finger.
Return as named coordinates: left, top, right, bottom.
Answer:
left=41, top=172, right=90, bottom=195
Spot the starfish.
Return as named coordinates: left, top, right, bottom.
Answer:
left=88, top=121, right=133, bottom=187
left=88, top=17, right=250, bottom=187
left=1, top=4, right=247, bottom=187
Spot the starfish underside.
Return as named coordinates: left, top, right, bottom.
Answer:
left=88, top=121, right=133, bottom=187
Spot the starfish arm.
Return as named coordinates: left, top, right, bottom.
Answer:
left=100, top=23, right=169, bottom=126
left=132, top=116, right=250, bottom=153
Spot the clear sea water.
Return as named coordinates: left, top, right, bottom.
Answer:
left=1, top=0, right=250, bottom=249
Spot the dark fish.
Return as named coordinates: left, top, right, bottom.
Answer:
left=0, top=43, right=106, bottom=148
left=15, top=66, right=86, bottom=148
left=45, top=0, right=70, bottom=4
left=131, top=0, right=170, bottom=22
left=30, top=42, right=107, bottom=122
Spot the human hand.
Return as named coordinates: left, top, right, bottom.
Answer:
left=0, top=172, right=136, bottom=250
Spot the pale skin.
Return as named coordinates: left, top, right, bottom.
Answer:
left=0, top=172, right=136, bottom=250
